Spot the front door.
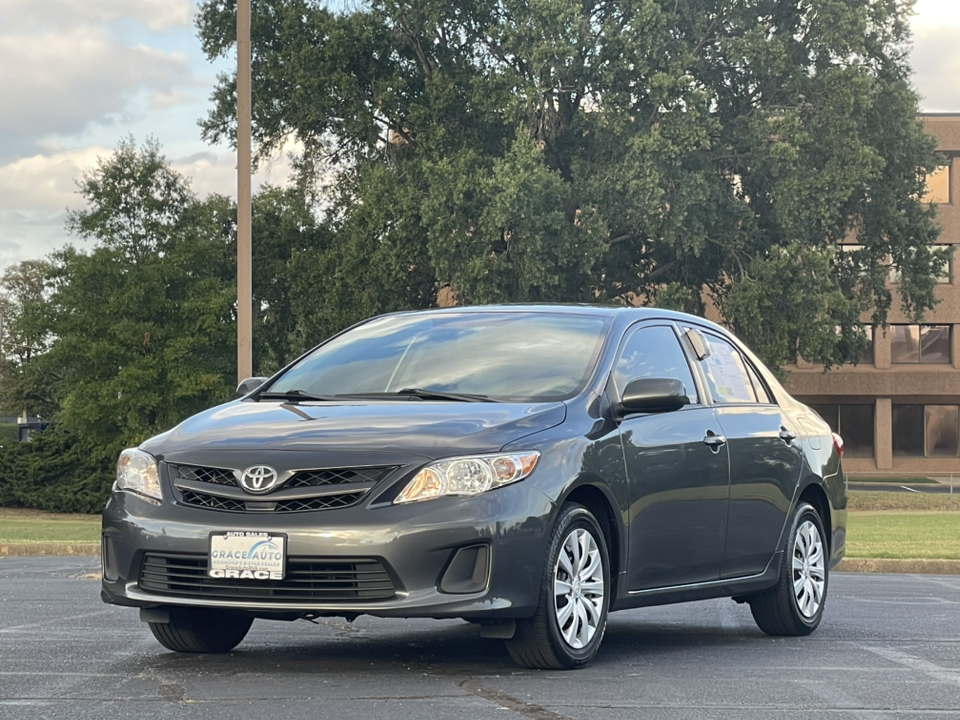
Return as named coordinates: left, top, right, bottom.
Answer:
left=613, top=323, right=731, bottom=591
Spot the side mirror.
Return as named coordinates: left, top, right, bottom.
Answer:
left=236, top=376, right=269, bottom=398
left=619, top=377, right=690, bottom=416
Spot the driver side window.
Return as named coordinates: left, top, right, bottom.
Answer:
left=614, top=325, right=699, bottom=404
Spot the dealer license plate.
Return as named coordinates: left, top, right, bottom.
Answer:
left=208, top=531, right=286, bottom=580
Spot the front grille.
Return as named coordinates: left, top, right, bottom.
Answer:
left=180, top=491, right=246, bottom=512
left=274, top=493, right=366, bottom=512
left=168, top=464, right=398, bottom=514
left=138, top=552, right=397, bottom=602
left=285, top=467, right=387, bottom=488
left=175, top=465, right=236, bottom=486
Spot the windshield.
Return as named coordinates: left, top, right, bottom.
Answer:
left=267, top=312, right=611, bottom=403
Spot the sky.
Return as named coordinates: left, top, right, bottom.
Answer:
left=0, top=0, right=959, bottom=278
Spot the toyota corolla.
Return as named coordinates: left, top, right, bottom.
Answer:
left=101, top=305, right=847, bottom=669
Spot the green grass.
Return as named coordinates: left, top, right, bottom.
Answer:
left=849, top=491, right=959, bottom=512
left=846, top=512, right=960, bottom=559
left=0, top=508, right=100, bottom=544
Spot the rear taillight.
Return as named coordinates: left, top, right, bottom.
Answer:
left=832, top=433, right=844, bottom=458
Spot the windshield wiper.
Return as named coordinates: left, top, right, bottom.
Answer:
left=397, top=387, right=494, bottom=402
left=257, top=389, right=339, bottom=402
left=335, top=388, right=496, bottom=403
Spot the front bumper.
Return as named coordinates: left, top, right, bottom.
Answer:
left=101, top=483, right=554, bottom=620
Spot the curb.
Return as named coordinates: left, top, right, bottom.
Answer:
left=1, top=545, right=959, bottom=574
left=835, top=558, right=960, bottom=575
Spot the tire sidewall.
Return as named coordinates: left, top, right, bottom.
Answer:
left=784, top=503, right=828, bottom=631
left=542, top=504, right=611, bottom=666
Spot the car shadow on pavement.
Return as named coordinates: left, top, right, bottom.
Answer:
left=123, top=615, right=773, bottom=676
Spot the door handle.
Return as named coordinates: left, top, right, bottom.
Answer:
left=779, top=426, right=797, bottom=444
left=703, top=431, right=726, bottom=451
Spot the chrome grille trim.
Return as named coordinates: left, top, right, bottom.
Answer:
left=167, top=463, right=397, bottom=513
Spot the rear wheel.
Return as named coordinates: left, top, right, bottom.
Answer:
left=148, top=607, right=253, bottom=653
left=506, top=503, right=610, bottom=669
left=749, top=502, right=828, bottom=636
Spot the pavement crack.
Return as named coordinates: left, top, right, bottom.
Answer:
left=458, top=678, right=572, bottom=720
left=157, top=683, right=186, bottom=703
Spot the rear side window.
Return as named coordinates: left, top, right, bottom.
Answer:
left=613, top=325, right=699, bottom=404
left=745, top=363, right=772, bottom=404
left=700, top=334, right=758, bottom=404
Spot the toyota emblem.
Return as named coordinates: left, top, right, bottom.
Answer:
left=238, top=465, right=279, bottom=494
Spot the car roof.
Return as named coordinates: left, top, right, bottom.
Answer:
left=379, top=303, right=729, bottom=334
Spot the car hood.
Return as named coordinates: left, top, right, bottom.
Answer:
left=141, top=399, right=566, bottom=462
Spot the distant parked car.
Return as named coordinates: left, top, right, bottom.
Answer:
left=101, top=305, right=846, bottom=668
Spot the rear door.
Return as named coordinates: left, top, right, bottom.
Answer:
left=614, top=323, right=731, bottom=590
left=693, top=330, right=805, bottom=579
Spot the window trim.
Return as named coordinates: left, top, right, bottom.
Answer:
left=612, top=321, right=703, bottom=407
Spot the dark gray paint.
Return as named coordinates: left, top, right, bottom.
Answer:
left=102, top=305, right=847, bottom=629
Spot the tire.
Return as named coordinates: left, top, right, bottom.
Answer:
left=749, top=502, right=828, bottom=636
left=148, top=607, right=254, bottom=653
left=506, top=503, right=610, bottom=669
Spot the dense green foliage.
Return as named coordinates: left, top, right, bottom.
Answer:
left=198, top=0, right=948, bottom=368
left=0, top=140, right=325, bottom=512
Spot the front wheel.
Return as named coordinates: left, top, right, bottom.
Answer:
left=148, top=607, right=253, bottom=653
left=506, top=503, right=610, bottom=669
left=749, top=502, right=828, bottom=636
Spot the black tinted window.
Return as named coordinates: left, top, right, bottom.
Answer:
left=270, top=312, right=610, bottom=402
left=613, top=325, right=698, bottom=403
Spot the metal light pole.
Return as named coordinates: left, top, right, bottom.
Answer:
left=237, top=0, right=253, bottom=383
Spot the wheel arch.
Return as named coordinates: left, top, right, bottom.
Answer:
left=556, top=480, right=624, bottom=603
left=797, top=481, right=832, bottom=556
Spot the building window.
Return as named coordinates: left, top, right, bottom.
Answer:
left=890, top=325, right=951, bottom=364
left=889, top=252, right=952, bottom=285
left=923, top=162, right=951, bottom=204
left=809, top=403, right=874, bottom=458
left=810, top=325, right=873, bottom=366
left=893, top=404, right=960, bottom=458
left=926, top=405, right=960, bottom=457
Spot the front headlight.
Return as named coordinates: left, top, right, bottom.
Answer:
left=395, top=451, right=540, bottom=504
left=116, top=448, right=162, bottom=503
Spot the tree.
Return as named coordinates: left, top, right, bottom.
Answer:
left=0, top=140, right=341, bottom=511
left=0, top=259, right=58, bottom=418
left=0, top=139, right=242, bottom=510
left=198, top=0, right=949, bottom=368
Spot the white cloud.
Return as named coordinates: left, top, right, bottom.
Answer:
left=0, top=142, right=298, bottom=274
left=0, top=28, right=194, bottom=157
left=3, top=0, right=194, bottom=32
left=911, top=26, right=960, bottom=112
left=912, top=0, right=960, bottom=29
left=0, top=146, right=110, bottom=212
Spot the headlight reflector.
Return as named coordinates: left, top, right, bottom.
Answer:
left=116, top=448, right=162, bottom=502
left=395, top=451, right=540, bottom=504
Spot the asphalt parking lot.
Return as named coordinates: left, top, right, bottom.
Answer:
left=1, top=557, right=958, bottom=720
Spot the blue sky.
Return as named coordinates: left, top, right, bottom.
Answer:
left=1, top=0, right=958, bottom=277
